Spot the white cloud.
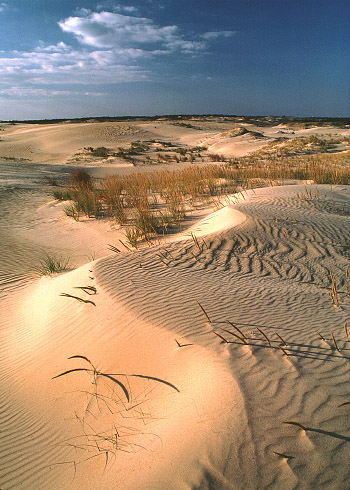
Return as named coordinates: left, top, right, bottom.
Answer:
left=202, top=31, right=237, bottom=40
left=34, top=41, right=71, bottom=53
left=0, top=2, right=9, bottom=12
left=0, top=87, right=104, bottom=98
left=95, top=3, right=138, bottom=14
left=165, top=39, right=205, bottom=52
left=0, top=8, right=237, bottom=103
left=0, top=43, right=151, bottom=85
left=58, top=9, right=202, bottom=52
left=120, top=6, right=138, bottom=13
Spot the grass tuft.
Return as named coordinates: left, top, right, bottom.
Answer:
left=53, top=355, right=180, bottom=404
left=36, top=254, right=70, bottom=275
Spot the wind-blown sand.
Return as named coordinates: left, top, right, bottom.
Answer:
left=1, top=182, right=350, bottom=489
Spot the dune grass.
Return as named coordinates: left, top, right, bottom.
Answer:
left=53, top=355, right=180, bottom=403
left=36, top=253, right=70, bottom=275
left=53, top=151, right=350, bottom=246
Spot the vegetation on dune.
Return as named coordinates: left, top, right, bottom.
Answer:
left=252, top=135, right=350, bottom=158
left=36, top=253, right=71, bottom=275
left=53, top=150, right=350, bottom=247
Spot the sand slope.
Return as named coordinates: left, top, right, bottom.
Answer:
left=1, top=184, right=350, bottom=489
left=2, top=120, right=349, bottom=165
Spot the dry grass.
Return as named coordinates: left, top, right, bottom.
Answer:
left=53, top=149, right=350, bottom=246
left=256, top=327, right=271, bottom=346
left=60, top=292, right=96, bottom=306
left=331, top=331, right=340, bottom=351
left=220, top=327, right=248, bottom=344
left=316, top=331, right=326, bottom=341
left=278, top=345, right=289, bottom=356
left=197, top=301, right=212, bottom=323
left=283, top=421, right=306, bottom=430
left=53, top=355, right=180, bottom=402
left=36, top=253, right=70, bottom=275
left=275, top=333, right=287, bottom=346
left=226, top=321, right=247, bottom=339
left=329, top=267, right=340, bottom=306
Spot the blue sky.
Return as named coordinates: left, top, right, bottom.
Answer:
left=0, top=0, right=349, bottom=119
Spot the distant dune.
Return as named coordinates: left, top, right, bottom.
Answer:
left=1, top=116, right=349, bottom=165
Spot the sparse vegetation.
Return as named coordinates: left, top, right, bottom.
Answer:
left=53, top=142, right=350, bottom=247
left=36, top=253, right=70, bottom=275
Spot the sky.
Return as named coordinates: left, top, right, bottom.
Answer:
left=0, top=0, right=349, bottom=119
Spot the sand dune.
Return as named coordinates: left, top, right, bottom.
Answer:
left=1, top=183, right=350, bottom=489
left=2, top=119, right=349, bottom=166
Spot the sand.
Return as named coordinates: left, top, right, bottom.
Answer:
left=1, top=120, right=350, bottom=489
left=1, top=119, right=349, bottom=165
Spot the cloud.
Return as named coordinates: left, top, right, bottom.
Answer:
left=58, top=9, right=203, bottom=52
left=0, top=8, right=237, bottom=103
left=202, top=31, right=237, bottom=40
left=0, top=2, right=9, bottom=12
left=0, top=87, right=104, bottom=99
left=95, top=3, right=138, bottom=14
left=0, top=43, right=151, bottom=85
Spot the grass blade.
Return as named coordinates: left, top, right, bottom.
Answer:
left=227, top=321, right=246, bottom=339
left=213, top=331, right=229, bottom=343
left=52, top=368, right=90, bottom=379
left=106, top=373, right=180, bottom=393
left=273, top=452, right=294, bottom=459
left=338, top=401, right=350, bottom=407
left=197, top=301, right=211, bottom=323
left=275, top=332, right=287, bottom=346
left=283, top=421, right=306, bottom=430
left=60, top=293, right=96, bottom=306
left=220, top=327, right=248, bottom=344
left=278, top=345, right=288, bottom=356
left=256, top=327, right=271, bottom=346
left=331, top=331, right=340, bottom=351
left=98, top=373, right=130, bottom=402
left=68, top=355, right=95, bottom=369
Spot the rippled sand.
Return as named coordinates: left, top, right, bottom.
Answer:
left=1, top=182, right=350, bottom=489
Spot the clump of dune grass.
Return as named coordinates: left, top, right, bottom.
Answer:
left=36, top=253, right=70, bottom=275
left=52, top=148, right=350, bottom=246
left=125, top=225, right=139, bottom=248
left=70, top=168, right=93, bottom=189
left=52, top=188, right=74, bottom=201
left=71, top=188, right=102, bottom=218
left=329, top=267, right=340, bottom=306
